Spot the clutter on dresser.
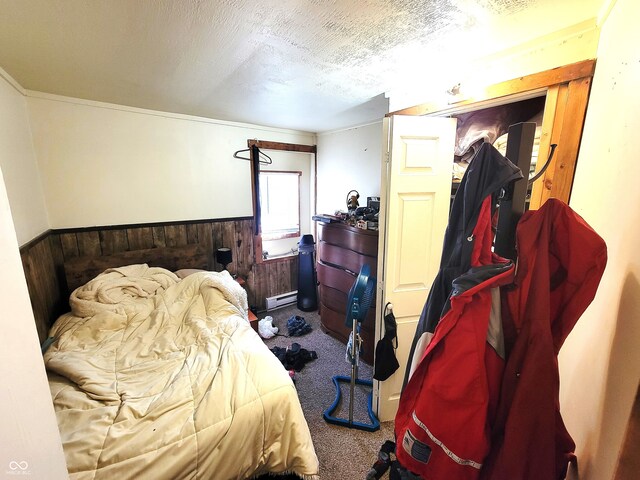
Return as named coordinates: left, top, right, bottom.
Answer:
left=346, top=189, right=360, bottom=213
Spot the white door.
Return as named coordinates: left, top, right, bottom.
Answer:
left=374, top=115, right=456, bottom=422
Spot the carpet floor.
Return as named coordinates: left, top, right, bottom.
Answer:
left=259, top=305, right=395, bottom=479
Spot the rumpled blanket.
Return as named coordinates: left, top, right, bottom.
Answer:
left=46, top=265, right=318, bottom=480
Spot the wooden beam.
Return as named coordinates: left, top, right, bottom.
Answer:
left=248, top=139, right=317, bottom=153
left=549, top=76, right=592, bottom=203
left=529, top=86, right=560, bottom=210
left=389, top=59, right=596, bottom=117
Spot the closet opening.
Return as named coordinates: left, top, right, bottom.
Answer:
left=445, top=95, right=547, bottom=211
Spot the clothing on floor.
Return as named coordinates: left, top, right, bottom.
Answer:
left=287, top=315, right=313, bottom=336
left=270, top=343, right=317, bottom=372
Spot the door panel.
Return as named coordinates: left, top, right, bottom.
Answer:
left=374, top=115, right=456, bottom=422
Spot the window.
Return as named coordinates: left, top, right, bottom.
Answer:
left=247, top=140, right=316, bottom=263
left=259, top=171, right=301, bottom=240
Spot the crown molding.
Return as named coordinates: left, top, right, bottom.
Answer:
left=0, top=66, right=26, bottom=96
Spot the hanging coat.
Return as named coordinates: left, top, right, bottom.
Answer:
left=480, top=198, right=607, bottom=480
left=403, top=142, right=522, bottom=385
left=395, top=143, right=521, bottom=479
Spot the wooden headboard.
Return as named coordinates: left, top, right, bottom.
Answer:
left=64, top=245, right=211, bottom=293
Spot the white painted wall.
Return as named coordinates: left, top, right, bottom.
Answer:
left=27, top=93, right=315, bottom=229
left=560, top=0, right=640, bottom=478
left=316, top=122, right=383, bottom=215
left=0, top=166, right=67, bottom=479
left=0, top=70, right=49, bottom=245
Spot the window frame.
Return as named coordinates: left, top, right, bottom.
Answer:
left=248, top=140, right=317, bottom=264
left=258, top=170, right=302, bottom=241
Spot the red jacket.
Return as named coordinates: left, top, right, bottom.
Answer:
left=395, top=199, right=607, bottom=479
left=481, top=199, right=607, bottom=480
left=395, top=194, right=514, bottom=479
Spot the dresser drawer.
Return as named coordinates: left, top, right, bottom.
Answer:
left=318, top=241, right=377, bottom=276
left=317, top=260, right=356, bottom=293
left=318, top=222, right=378, bottom=257
left=319, top=283, right=377, bottom=320
left=319, top=300, right=375, bottom=364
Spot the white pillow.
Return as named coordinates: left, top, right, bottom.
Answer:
left=174, top=268, right=207, bottom=279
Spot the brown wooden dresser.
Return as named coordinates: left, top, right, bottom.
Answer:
left=316, top=222, right=378, bottom=364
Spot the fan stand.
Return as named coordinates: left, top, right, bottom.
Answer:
left=323, top=319, right=380, bottom=432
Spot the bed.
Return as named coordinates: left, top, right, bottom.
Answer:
left=43, top=248, right=318, bottom=480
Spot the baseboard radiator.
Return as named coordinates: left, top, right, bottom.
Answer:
left=265, top=291, right=298, bottom=311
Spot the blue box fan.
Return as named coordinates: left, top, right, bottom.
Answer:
left=323, top=264, right=380, bottom=431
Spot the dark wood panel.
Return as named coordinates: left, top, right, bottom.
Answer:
left=20, top=238, right=64, bottom=343
left=127, top=227, right=154, bottom=250
left=265, top=261, right=279, bottom=298
left=152, top=226, right=166, bottom=247
left=49, top=234, right=64, bottom=268
left=21, top=217, right=297, bottom=334
left=249, top=262, right=266, bottom=311
left=76, top=231, right=101, bottom=257
left=196, top=222, right=214, bottom=268
left=100, top=229, right=128, bottom=255
left=164, top=225, right=188, bottom=247
left=64, top=245, right=209, bottom=293
left=221, top=221, right=237, bottom=273
left=234, top=219, right=251, bottom=277
left=186, top=224, right=198, bottom=244
left=212, top=222, right=224, bottom=268
left=276, top=260, right=290, bottom=295
left=289, top=256, right=298, bottom=291
left=60, top=233, right=79, bottom=259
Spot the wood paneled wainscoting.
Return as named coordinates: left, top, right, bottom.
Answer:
left=19, top=217, right=298, bottom=344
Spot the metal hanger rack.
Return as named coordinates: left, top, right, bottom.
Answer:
left=233, top=147, right=272, bottom=165
left=494, top=122, right=538, bottom=261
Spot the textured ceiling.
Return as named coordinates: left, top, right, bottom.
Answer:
left=0, top=0, right=603, bottom=132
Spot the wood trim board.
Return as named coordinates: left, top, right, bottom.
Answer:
left=388, top=59, right=596, bottom=117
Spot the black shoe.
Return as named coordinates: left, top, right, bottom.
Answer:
left=366, top=440, right=395, bottom=479
left=389, top=460, right=422, bottom=480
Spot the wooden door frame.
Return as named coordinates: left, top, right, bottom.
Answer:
left=388, top=60, right=596, bottom=209
left=248, top=139, right=317, bottom=264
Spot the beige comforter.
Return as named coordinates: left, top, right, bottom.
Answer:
left=45, top=265, right=318, bottom=480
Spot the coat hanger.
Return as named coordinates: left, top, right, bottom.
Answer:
left=528, top=144, right=557, bottom=186
left=233, top=148, right=272, bottom=165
